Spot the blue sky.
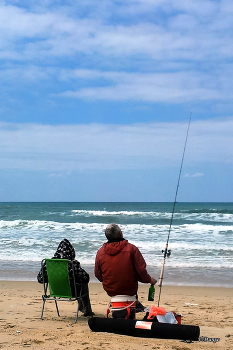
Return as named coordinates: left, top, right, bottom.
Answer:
left=0, top=0, right=232, bottom=202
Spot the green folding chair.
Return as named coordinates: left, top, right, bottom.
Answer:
left=40, top=258, right=86, bottom=323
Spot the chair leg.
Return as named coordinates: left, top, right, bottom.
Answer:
left=54, top=299, right=60, bottom=316
left=41, top=297, right=46, bottom=320
left=75, top=301, right=80, bottom=323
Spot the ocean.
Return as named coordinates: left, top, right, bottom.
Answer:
left=0, top=202, right=232, bottom=287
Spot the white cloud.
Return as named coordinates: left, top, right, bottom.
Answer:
left=0, top=118, right=232, bottom=172
left=57, top=68, right=233, bottom=103
left=0, top=1, right=233, bottom=63
left=1, top=65, right=233, bottom=104
left=184, top=173, right=204, bottom=178
left=0, top=0, right=233, bottom=108
left=48, top=172, right=68, bottom=178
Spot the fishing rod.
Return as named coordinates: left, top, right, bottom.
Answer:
left=157, top=113, right=192, bottom=307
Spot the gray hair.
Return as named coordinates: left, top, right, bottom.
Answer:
left=105, top=223, right=122, bottom=241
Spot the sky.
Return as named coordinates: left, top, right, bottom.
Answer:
left=0, top=0, right=233, bottom=202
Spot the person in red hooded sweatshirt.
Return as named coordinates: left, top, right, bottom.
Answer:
left=95, top=223, right=157, bottom=318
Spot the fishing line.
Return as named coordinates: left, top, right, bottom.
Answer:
left=157, top=112, right=192, bottom=307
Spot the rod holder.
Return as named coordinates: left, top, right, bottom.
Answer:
left=162, top=249, right=171, bottom=258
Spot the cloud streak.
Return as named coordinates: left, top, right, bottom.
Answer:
left=57, top=69, right=232, bottom=103
left=0, top=118, right=232, bottom=172
left=184, top=173, right=204, bottom=178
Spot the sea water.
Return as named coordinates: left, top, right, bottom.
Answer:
left=0, top=202, right=232, bottom=287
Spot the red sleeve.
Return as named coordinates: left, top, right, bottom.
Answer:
left=132, top=245, right=151, bottom=283
left=94, top=249, right=103, bottom=282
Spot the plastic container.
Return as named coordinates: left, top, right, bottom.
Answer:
left=107, top=295, right=136, bottom=319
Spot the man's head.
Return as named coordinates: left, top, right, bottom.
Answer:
left=105, top=223, right=123, bottom=241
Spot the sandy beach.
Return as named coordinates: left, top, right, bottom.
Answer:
left=0, top=281, right=232, bottom=350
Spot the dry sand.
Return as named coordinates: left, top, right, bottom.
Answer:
left=0, top=281, right=232, bottom=350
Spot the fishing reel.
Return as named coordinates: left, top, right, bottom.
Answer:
left=162, top=249, right=171, bottom=258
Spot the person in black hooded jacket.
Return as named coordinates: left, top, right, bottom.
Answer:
left=37, top=238, right=94, bottom=317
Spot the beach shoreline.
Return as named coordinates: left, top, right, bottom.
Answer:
left=1, top=281, right=232, bottom=349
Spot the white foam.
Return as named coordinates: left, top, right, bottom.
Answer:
left=69, top=209, right=233, bottom=223
left=71, top=209, right=157, bottom=217
left=0, top=218, right=232, bottom=269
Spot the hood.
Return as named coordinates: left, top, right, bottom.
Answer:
left=53, top=238, right=76, bottom=260
left=104, top=239, right=128, bottom=256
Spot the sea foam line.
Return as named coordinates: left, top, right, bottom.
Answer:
left=70, top=210, right=233, bottom=222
